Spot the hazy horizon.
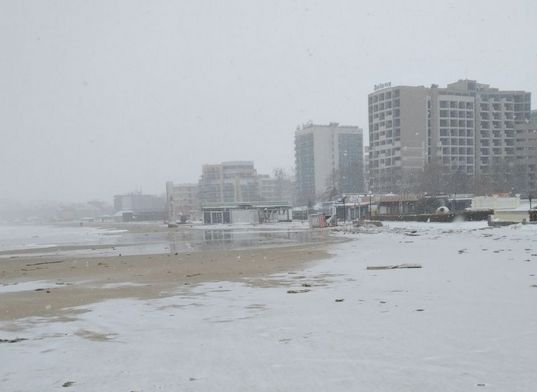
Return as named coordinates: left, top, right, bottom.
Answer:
left=1, top=0, right=536, bottom=204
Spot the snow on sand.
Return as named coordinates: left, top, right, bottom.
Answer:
left=1, top=221, right=536, bottom=391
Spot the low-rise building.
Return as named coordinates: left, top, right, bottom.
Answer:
left=198, top=161, right=292, bottom=206
left=199, top=161, right=260, bottom=205
left=165, top=182, right=199, bottom=222
left=257, top=174, right=293, bottom=204
left=202, top=202, right=291, bottom=225
left=113, top=192, right=166, bottom=221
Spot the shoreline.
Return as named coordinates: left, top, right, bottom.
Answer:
left=0, top=221, right=329, bottom=259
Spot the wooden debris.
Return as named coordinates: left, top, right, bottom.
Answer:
left=287, top=289, right=311, bottom=294
left=0, top=338, right=28, bottom=344
left=367, top=263, right=422, bottom=270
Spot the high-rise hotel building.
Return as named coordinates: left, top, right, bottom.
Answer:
left=368, top=80, right=532, bottom=193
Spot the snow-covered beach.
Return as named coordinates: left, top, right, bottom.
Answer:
left=1, top=221, right=537, bottom=391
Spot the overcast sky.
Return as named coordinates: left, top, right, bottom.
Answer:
left=1, top=0, right=536, bottom=203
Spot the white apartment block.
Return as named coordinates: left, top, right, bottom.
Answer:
left=295, top=122, right=364, bottom=205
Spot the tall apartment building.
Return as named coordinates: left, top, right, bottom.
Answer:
left=295, top=122, right=365, bottom=205
left=198, top=161, right=260, bottom=205
left=368, top=80, right=532, bottom=193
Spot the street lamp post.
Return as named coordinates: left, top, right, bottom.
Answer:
left=368, top=191, right=373, bottom=220
left=342, top=195, right=347, bottom=223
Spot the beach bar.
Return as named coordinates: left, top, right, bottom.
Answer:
left=202, top=202, right=292, bottom=225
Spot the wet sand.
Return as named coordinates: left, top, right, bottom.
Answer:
left=0, top=244, right=329, bottom=321
left=0, top=221, right=325, bottom=258
left=57, top=221, right=174, bottom=233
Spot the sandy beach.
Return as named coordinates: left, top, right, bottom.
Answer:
left=0, top=242, right=328, bottom=321
left=2, top=221, right=537, bottom=391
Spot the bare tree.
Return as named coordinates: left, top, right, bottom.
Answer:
left=417, top=161, right=446, bottom=194
left=272, top=168, right=292, bottom=202
left=320, top=169, right=340, bottom=201
left=473, top=159, right=517, bottom=195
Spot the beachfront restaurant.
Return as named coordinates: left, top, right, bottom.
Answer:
left=202, top=202, right=292, bottom=225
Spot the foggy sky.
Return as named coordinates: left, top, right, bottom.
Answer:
left=1, top=0, right=536, bottom=203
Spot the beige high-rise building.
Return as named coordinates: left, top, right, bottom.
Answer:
left=368, top=85, right=429, bottom=193
left=514, top=122, right=537, bottom=194
left=368, top=80, right=532, bottom=193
